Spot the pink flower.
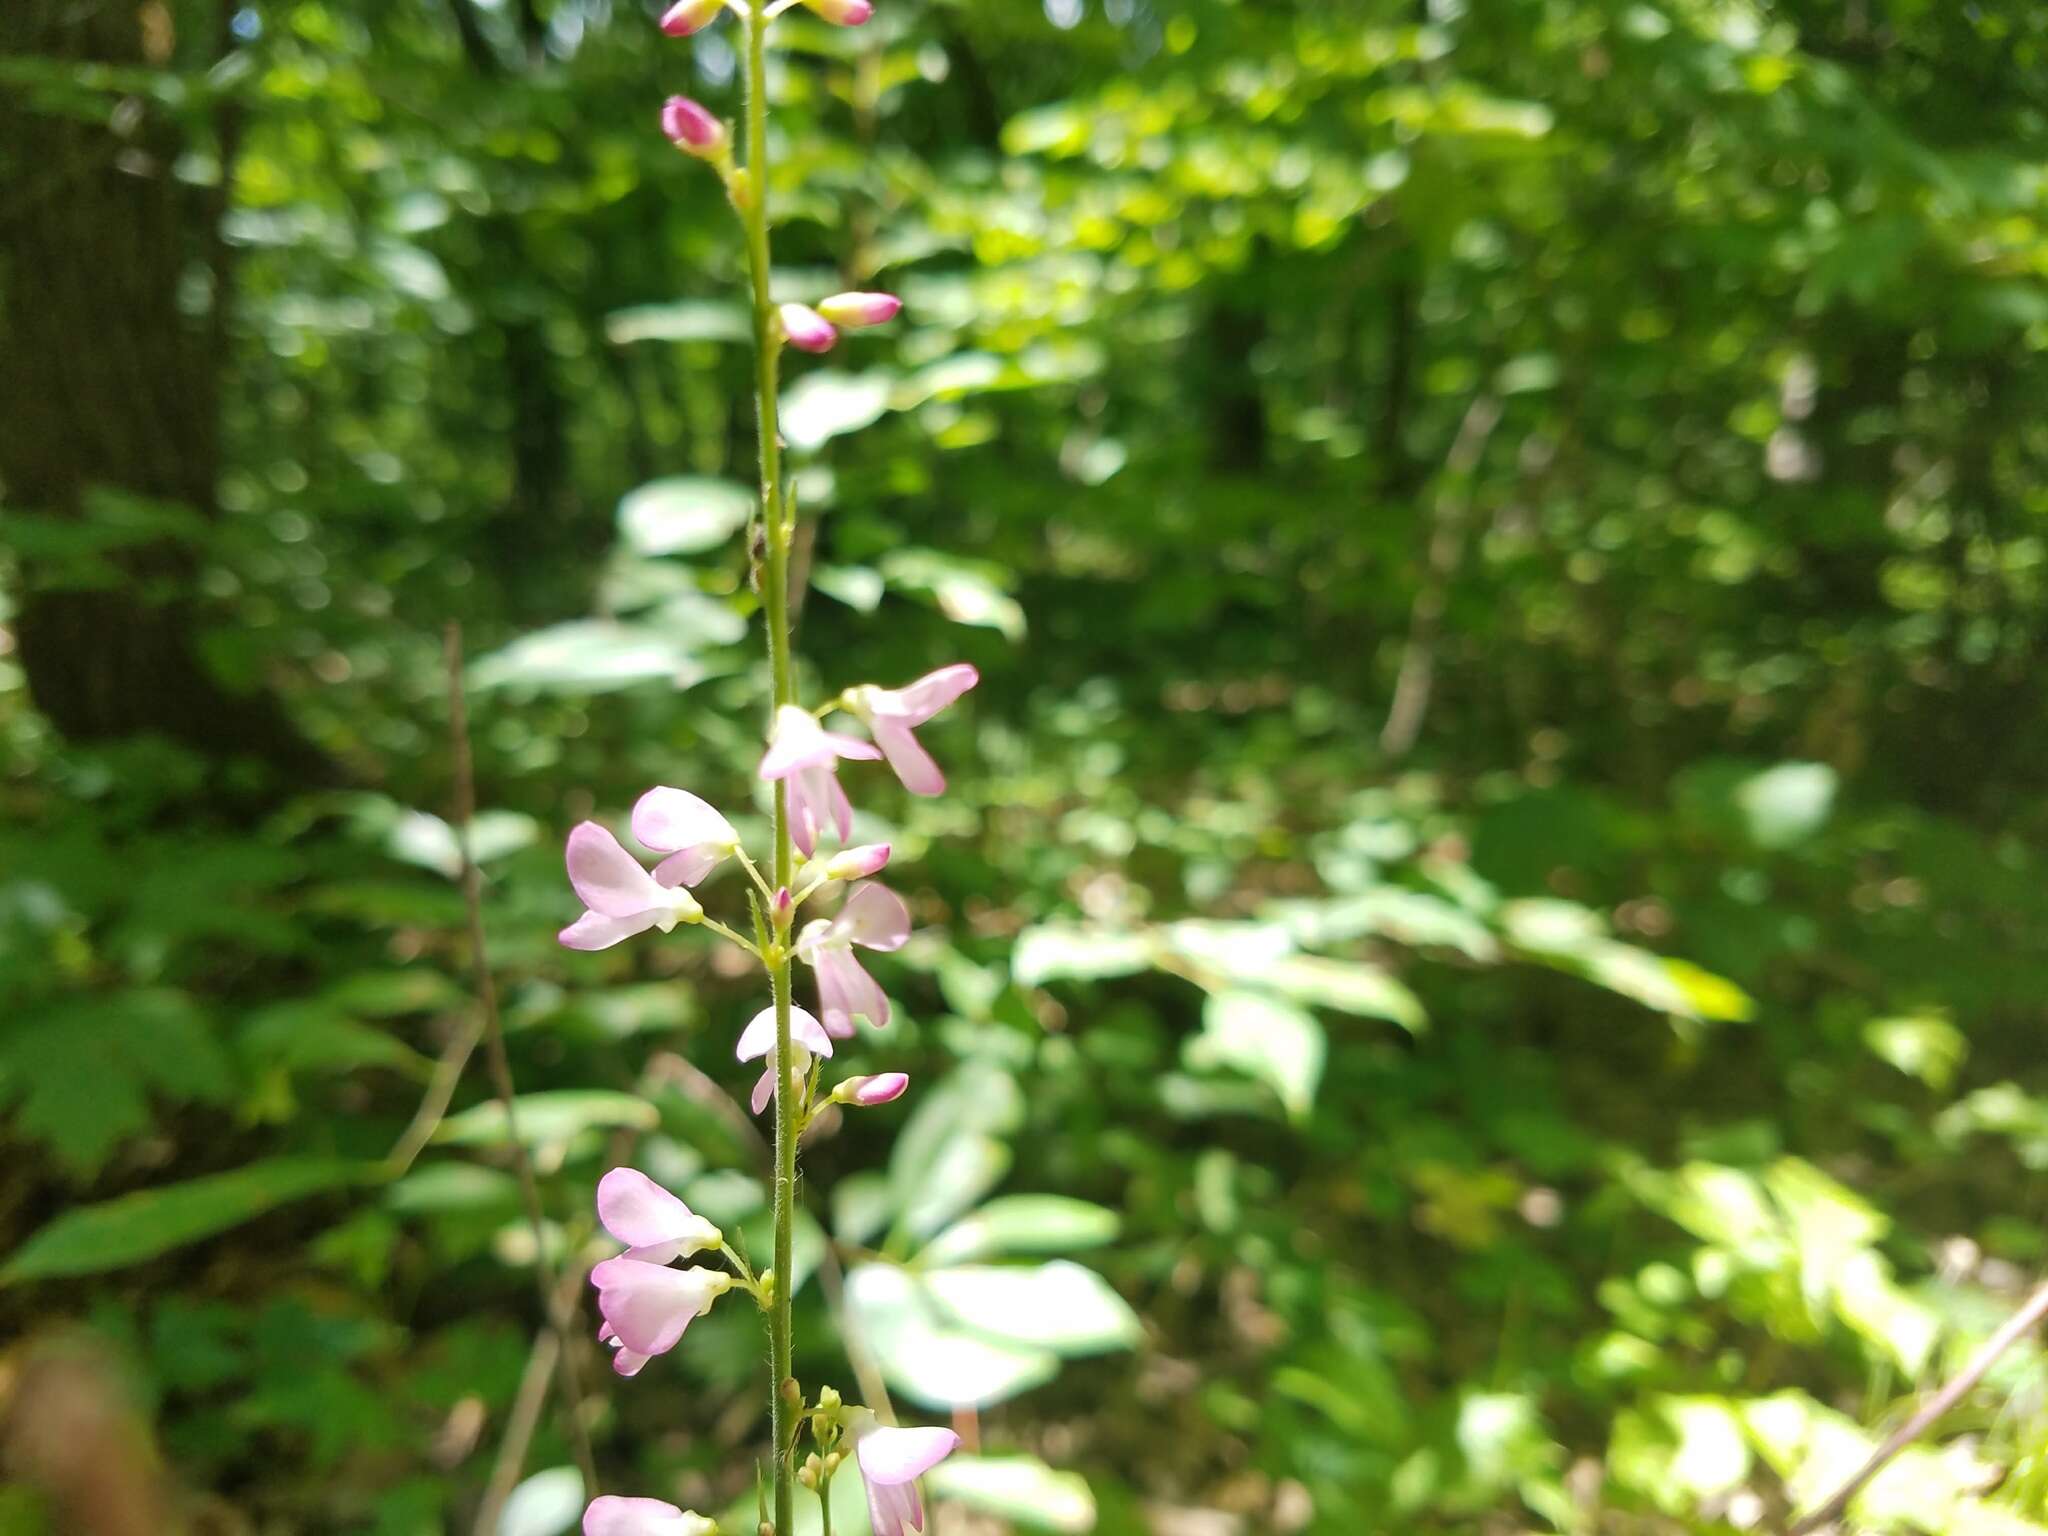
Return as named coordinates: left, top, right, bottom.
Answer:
left=817, top=291, right=902, bottom=328
left=758, top=704, right=881, bottom=856
left=598, top=1319, right=651, bottom=1378
left=735, top=1003, right=835, bottom=1114
left=843, top=665, right=979, bottom=796
left=589, top=1258, right=731, bottom=1357
left=804, top=0, right=874, bottom=23
left=657, top=0, right=721, bottom=36
left=582, top=1495, right=717, bottom=1536
left=831, top=1071, right=909, bottom=1107
left=795, top=882, right=911, bottom=1037
left=824, top=842, right=892, bottom=880
left=854, top=1420, right=959, bottom=1536
left=596, top=1167, right=721, bottom=1264
left=779, top=302, right=837, bottom=354
left=631, top=786, right=739, bottom=888
left=659, top=96, right=726, bottom=156
left=558, top=821, right=703, bottom=950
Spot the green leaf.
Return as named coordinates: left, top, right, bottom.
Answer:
left=920, top=1195, right=1121, bottom=1266
left=468, top=620, right=717, bottom=695
left=898, top=1134, right=1012, bottom=1243
left=617, top=477, right=752, bottom=557
left=385, top=1162, right=520, bottom=1215
left=832, top=1169, right=896, bottom=1247
left=843, top=1262, right=1058, bottom=1410
left=924, top=1261, right=1141, bottom=1354
left=926, top=1454, right=1097, bottom=1533
left=1012, top=925, right=1155, bottom=986
left=880, top=549, right=1026, bottom=641
left=434, top=1091, right=659, bottom=1148
left=1736, top=762, right=1837, bottom=849
left=0, top=990, right=234, bottom=1179
left=1864, top=1015, right=1967, bottom=1091
left=3, top=1158, right=376, bottom=1282
left=1267, top=955, right=1427, bottom=1032
left=1185, top=990, right=1326, bottom=1120
left=497, top=1466, right=584, bottom=1536
left=604, top=300, right=750, bottom=345
left=780, top=369, right=894, bottom=450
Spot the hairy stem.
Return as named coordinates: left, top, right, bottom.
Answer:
left=739, top=5, right=798, bottom=1531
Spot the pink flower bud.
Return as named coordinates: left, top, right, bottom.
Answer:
left=659, top=96, right=726, bottom=157
left=658, top=0, right=721, bottom=35
left=778, top=303, right=838, bottom=354
left=772, top=886, right=794, bottom=925
left=824, top=843, right=892, bottom=880
left=803, top=0, right=873, bottom=23
left=816, top=292, right=902, bottom=329
left=832, top=1072, right=908, bottom=1108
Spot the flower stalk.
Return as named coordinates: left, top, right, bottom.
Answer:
left=566, top=3, right=970, bottom=1530
left=736, top=2, right=801, bottom=1527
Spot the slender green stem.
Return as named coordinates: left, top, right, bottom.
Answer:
left=739, top=4, right=799, bottom=1531
left=698, top=915, right=761, bottom=957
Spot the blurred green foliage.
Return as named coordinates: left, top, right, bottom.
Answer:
left=6, top=0, right=2048, bottom=1533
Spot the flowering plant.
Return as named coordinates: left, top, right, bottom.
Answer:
left=565, top=2, right=972, bottom=1529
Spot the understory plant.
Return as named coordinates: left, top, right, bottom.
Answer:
left=568, top=1, right=971, bottom=1532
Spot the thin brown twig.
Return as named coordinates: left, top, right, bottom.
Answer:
left=385, top=1013, right=488, bottom=1175
left=1788, top=1277, right=2048, bottom=1534
left=472, top=1257, right=592, bottom=1536
left=446, top=621, right=600, bottom=1500
left=474, top=1329, right=559, bottom=1536
left=1379, top=391, right=1502, bottom=760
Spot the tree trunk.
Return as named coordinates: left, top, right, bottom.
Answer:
left=0, top=0, right=328, bottom=784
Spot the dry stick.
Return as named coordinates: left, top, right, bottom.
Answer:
left=473, top=1261, right=593, bottom=1536
left=1379, top=392, right=1502, bottom=760
left=386, top=1014, right=488, bottom=1175
left=1788, top=1278, right=2048, bottom=1535
left=445, top=622, right=600, bottom=1504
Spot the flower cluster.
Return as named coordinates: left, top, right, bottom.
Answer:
left=569, top=2, right=971, bottom=1529
left=565, top=662, right=973, bottom=1528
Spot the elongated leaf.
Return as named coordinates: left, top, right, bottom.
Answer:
left=1185, top=989, right=1326, bottom=1119
left=3, top=1158, right=376, bottom=1282
left=921, top=1195, right=1121, bottom=1266
left=435, top=1090, right=658, bottom=1148
left=927, top=1455, right=1097, bottom=1533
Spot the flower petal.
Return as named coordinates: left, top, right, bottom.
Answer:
left=858, top=1424, right=961, bottom=1485
left=582, top=1494, right=717, bottom=1536
left=865, top=1478, right=920, bottom=1536
left=839, top=882, right=912, bottom=951
left=822, top=948, right=889, bottom=1032
left=590, top=1260, right=728, bottom=1356
left=761, top=706, right=881, bottom=780
left=652, top=847, right=720, bottom=888
left=566, top=822, right=666, bottom=918
left=826, top=769, right=855, bottom=844
left=633, top=787, right=737, bottom=857
left=870, top=717, right=946, bottom=796
left=558, top=909, right=662, bottom=951
left=885, top=663, right=979, bottom=725
left=737, top=1004, right=835, bottom=1062
left=597, top=1167, right=719, bottom=1255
